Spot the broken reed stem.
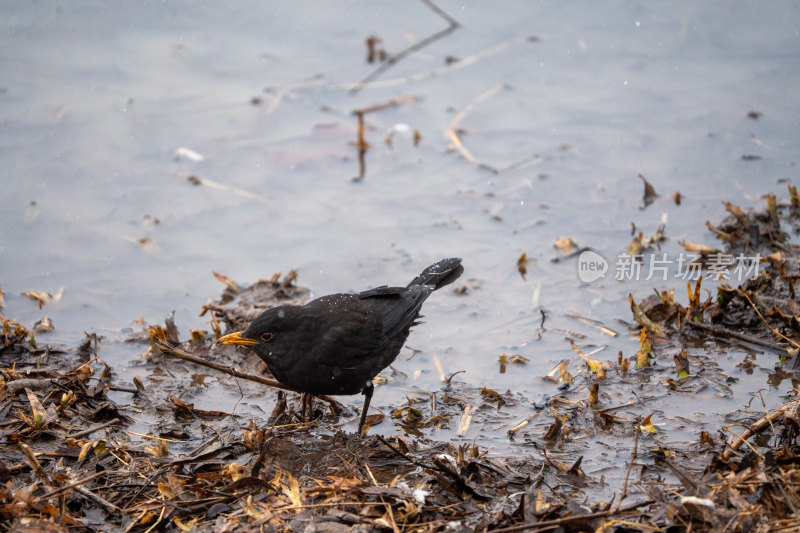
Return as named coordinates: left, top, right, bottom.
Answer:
left=154, top=339, right=341, bottom=414
left=68, top=418, right=121, bottom=439
left=566, top=311, right=619, bottom=337
left=447, top=82, right=508, bottom=170
left=353, top=95, right=421, bottom=116
left=75, top=485, right=122, bottom=514
left=720, top=397, right=800, bottom=462
left=350, top=95, right=420, bottom=182
left=617, top=417, right=641, bottom=508
left=508, top=414, right=535, bottom=437
left=40, top=471, right=106, bottom=500
left=275, top=501, right=388, bottom=512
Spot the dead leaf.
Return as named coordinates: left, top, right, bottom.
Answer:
left=223, top=462, right=244, bottom=482
left=33, top=316, right=54, bottom=333
left=639, top=174, right=658, bottom=207
left=544, top=410, right=567, bottom=442
left=674, top=351, right=690, bottom=378
left=629, top=294, right=665, bottom=336
left=554, top=237, right=578, bottom=253
left=722, top=201, right=746, bottom=217
left=570, top=341, right=605, bottom=372
left=145, top=439, right=169, bottom=457
left=637, top=413, right=661, bottom=433
left=212, top=271, right=240, bottom=294
left=517, top=253, right=529, bottom=280
left=21, top=288, right=63, bottom=309
left=627, top=233, right=645, bottom=255
left=509, top=354, right=529, bottom=365
left=282, top=473, right=303, bottom=507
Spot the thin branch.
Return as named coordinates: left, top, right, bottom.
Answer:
left=376, top=435, right=454, bottom=478
left=67, top=418, right=121, bottom=439
left=353, top=95, right=421, bottom=115
left=686, top=320, right=789, bottom=352
left=75, top=484, right=122, bottom=514
left=40, top=471, right=106, bottom=500
left=343, top=37, right=528, bottom=91
left=351, top=95, right=421, bottom=182
left=154, top=339, right=341, bottom=414
left=617, top=417, right=641, bottom=507
left=487, top=499, right=654, bottom=533
left=350, top=0, right=459, bottom=94
left=720, top=396, right=800, bottom=462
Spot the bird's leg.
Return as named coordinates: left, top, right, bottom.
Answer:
left=358, top=381, right=374, bottom=434
left=301, top=393, right=313, bottom=421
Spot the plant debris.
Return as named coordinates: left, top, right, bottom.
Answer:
left=3, top=192, right=800, bottom=531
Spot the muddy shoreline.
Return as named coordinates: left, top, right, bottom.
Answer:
left=2, top=191, right=800, bottom=532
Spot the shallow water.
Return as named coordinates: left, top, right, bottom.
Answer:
left=2, top=1, right=799, bottom=487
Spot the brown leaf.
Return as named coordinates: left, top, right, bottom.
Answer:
left=554, top=237, right=578, bottom=253
left=281, top=473, right=303, bottom=507
left=361, top=413, right=385, bottom=433
left=33, top=316, right=54, bottom=333
left=517, top=253, right=529, bottom=279
left=722, top=201, right=746, bottom=217
left=627, top=233, right=645, bottom=255
left=674, top=351, right=690, bottom=378
left=543, top=410, right=567, bottom=442
left=22, top=291, right=51, bottom=308
left=212, top=271, right=241, bottom=294
left=639, top=174, right=658, bottom=207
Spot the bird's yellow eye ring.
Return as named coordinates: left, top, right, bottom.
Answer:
left=260, top=332, right=273, bottom=342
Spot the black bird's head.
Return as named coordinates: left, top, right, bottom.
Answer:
left=216, top=305, right=297, bottom=360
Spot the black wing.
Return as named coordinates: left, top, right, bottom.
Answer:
left=358, top=285, right=434, bottom=351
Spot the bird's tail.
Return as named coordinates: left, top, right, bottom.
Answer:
left=407, top=258, right=463, bottom=289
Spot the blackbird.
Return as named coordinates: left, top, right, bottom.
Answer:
left=217, top=257, right=463, bottom=432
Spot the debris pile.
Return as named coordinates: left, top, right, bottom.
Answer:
left=2, top=190, right=800, bottom=531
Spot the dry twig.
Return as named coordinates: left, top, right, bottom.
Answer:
left=686, top=321, right=789, bottom=352
left=350, top=0, right=459, bottom=94
left=487, top=499, right=654, bottom=533
left=154, top=339, right=341, bottom=414
left=720, top=397, right=800, bottom=462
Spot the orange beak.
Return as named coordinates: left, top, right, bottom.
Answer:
left=216, top=331, right=258, bottom=346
